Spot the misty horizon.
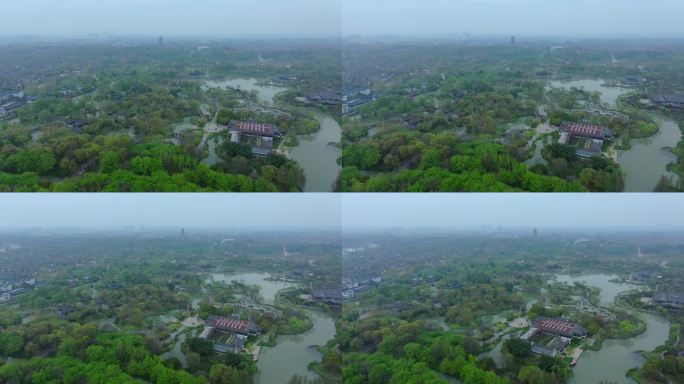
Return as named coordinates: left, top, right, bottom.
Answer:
left=342, top=194, right=684, bottom=230
left=2, top=194, right=684, bottom=232
left=0, top=0, right=341, bottom=38
left=0, top=194, right=342, bottom=230
left=1, top=1, right=683, bottom=39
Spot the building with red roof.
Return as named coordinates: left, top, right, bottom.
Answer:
left=205, top=315, right=261, bottom=336
left=532, top=316, right=586, bottom=338
left=227, top=120, right=282, bottom=157
left=560, top=122, right=614, bottom=140
left=229, top=121, right=282, bottom=138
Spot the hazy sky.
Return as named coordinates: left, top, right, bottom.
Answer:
left=3, top=1, right=681, bottom=39
left=0, top=194, right=341, bottom=230
left=0, top=0, right=341, bottom=38
left=342, top=194, right=684, bottom=230
left=2, top=193, right=683, bottom=232
left=344, top=0, right=684, bottom=38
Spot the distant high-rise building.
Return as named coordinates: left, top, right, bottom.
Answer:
left=180, top=228, right=185, bottom=237
left=533, top=228, right=538, bottom=238
left=158, top=36, right=165, bottom=47
left=510, top=36, right=517, bottom=48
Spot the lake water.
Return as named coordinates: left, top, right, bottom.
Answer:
left=255, top=309, right=336, bottom=384
left=205, top=272, right=294, bottom=305
left=554, top=274, right=638, bottom=306
left=203, top=78, right=283, bottom=106
left=288, top=113, right=342, bottom=192
left=554, top=274, right=670, bottom=384
left=548, top=79, right=631, bottom=108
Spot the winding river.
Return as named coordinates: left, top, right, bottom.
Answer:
left=547, top=79, right=682, bottom=191
left=479, top=274, right=670, bottom=383
left=555, top=274, right=670, bottom=384
left=205, top=272, right=336, bottom=383
left=202, top=78, right=342, bottom=192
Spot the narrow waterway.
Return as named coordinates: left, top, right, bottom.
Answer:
left=161, top=332, right=189, bottom=368
left=478, top=334, right=511, bottom=369
left=202, top=136, right=222, bottom=166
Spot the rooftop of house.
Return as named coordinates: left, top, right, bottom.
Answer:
left=575, top=139, right=604, bottom=158
left=532, top=316, right=586, bottom=338
left=655, top=292, right=684, bottom=304
left=65, top=119, right=87, bottom=128
left=229, top=121, right=281, bottom=137
left=205, top=315, right=261, bottom=334
left=561, top=122, right=613, bottom=139
left=307, top=91, right=341, bottom=101
left=206, top=315, right=249, bottom=333
left=652, top=94, right=684, bottom=104
left=313, top=288, right=343, bottom=300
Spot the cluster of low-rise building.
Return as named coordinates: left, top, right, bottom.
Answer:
left=342, top=88, right=377, bottom=116
left=650, top=93, right=684, bottom=109
left=304, top=91, right=341, bottom=107
left=312, top=286, right=343, bottom=305
left=0, top=90, right=38, bottom=120
left=0, top=277, right=37, bottom=304
left=342, top=275, right=382, bottom=299
left=654, top=292, right=684, bottom=310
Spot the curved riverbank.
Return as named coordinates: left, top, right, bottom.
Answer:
left=618, top=113, right=681, bottom=191
left=554, top=274, right=670, bottom=384
left=202, top=77, right=341, bottom=192
left=288, top=112, right=342, bottom=192
left=547, top=78, right=682, bottom=191
left=255, top=309, right=336, bottom=384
